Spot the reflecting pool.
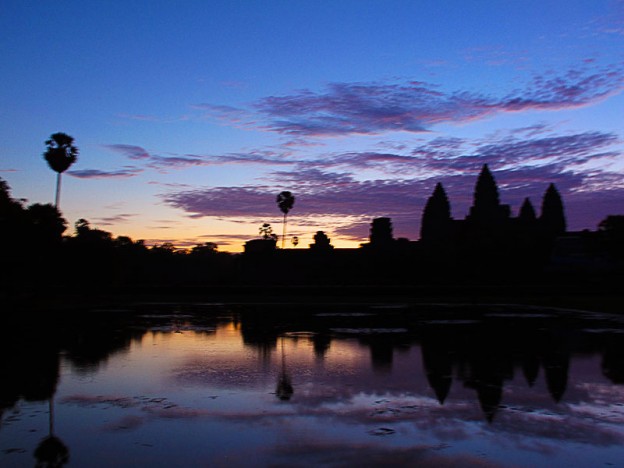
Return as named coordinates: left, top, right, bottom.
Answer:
left=2, top=303, right=624, bottom=467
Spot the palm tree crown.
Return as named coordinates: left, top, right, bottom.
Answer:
left=44, top=133, right=78, bottom=174
left=277, top=191, right=295, bottom=215
left=276, top=191, right=295, bottom=248
left=43, top=132, right=78, bottom=209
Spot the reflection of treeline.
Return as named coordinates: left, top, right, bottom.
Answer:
left=0, top=312, right=146, bottom=417
left=0, top=306, right=222, bottom=415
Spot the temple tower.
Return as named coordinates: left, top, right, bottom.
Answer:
left=540, top=184, right=566, bottom=235
left=421, top=183, right=452, bottom=242
left=468, top=164, right=510, bottom=223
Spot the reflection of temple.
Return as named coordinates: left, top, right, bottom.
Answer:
left=235, top=307, right=583, bottom=422
left=419, top=325, right=572, bottom=422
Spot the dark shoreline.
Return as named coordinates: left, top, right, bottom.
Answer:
left=2, top=282, right=623, bottom=316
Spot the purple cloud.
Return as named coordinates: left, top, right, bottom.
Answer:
left=192, top=103, right=255, bottom=127
left=252, top=65, right=623, bottom=136
left=104, top=144, right=152, bottom=160
left=93, top=213, right=137, bottom=226
left=104, top=142, right=297, bottom=172
left=163, top=153, right=623, bottom=242
left=147, top=155, right=210, bottom=169
left=419, top=131, right=619, bottom=172
left=68, top=167, right=143, bottom=179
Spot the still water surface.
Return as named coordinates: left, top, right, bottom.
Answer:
left=2, top=303, right=624, bottom=467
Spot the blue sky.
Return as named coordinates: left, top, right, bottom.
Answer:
left=1, top=0, right=623, bottom=250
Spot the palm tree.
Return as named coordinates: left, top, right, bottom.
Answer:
left=276, top=191, right=295, bottom=249
left=43, top=133, right=78, bottom=209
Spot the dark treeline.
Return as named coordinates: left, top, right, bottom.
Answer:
left=1, top=166, right=623, bottom=296
left=0, top=178, right=237, bottom=293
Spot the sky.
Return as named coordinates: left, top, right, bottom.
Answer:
left=1, top=0, right=623, bottom=251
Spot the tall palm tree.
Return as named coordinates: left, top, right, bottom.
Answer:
left=276, top=191, right=295, bottom=249
left=43, top=133, right=78, bottom=209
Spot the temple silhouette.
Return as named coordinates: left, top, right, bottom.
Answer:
left=416, top=164, right=567, bottom=278
left=420, top=164, right=565, bottom=245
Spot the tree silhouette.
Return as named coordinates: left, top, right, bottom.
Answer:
left=276, top=191, right=295, bottom=249
left=43, top=133, right=78, bottom=209
left=259, top=223, right=276, bottom=240
left=27, top=204, right=67, bottom=245
left=310, top=231, right=333, bottom=250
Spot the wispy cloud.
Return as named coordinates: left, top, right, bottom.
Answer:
left=418, top=131, right=620, bottom=173
left=251, top=64, right=623, bottom=136
left=92, top=213, right=137, bottom=226
left=68, top=167, right=143, bottom=179
left=104, top=143, right=296, bottom=172
left=162, top=128, right=623, bottom=240
left=104, top=144, right=153, bottom=160
left=191, top=103, right=256, bottom=128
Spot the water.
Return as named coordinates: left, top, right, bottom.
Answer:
left=2, top=303, right=624, bottom=467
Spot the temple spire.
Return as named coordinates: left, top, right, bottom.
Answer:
left=540, top=183, right=566, bottom=234
left=468, top=164, right=507, bottom=223
left=421, top=183, right=451, bottom=241
left=473, top=164, right=500, bottom=210
left=518, top=198, right=536, bottom=222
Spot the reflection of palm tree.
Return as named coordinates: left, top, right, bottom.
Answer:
left=276, top=337, right=293, bottom=401
left=34, top=398, right=69, bottom=467
left=43, top=132, right=78, bottom=209
left=276, top=191, right=295, bottom=249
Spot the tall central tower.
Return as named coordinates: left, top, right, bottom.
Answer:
left=468, top=164, right=510, bottom=223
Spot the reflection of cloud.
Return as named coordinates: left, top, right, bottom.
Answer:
left=272, top=439, right=501, bottom=467
left=61, top=394, right=138, bottom=408
left=101, top=415, right=145, bottom=431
